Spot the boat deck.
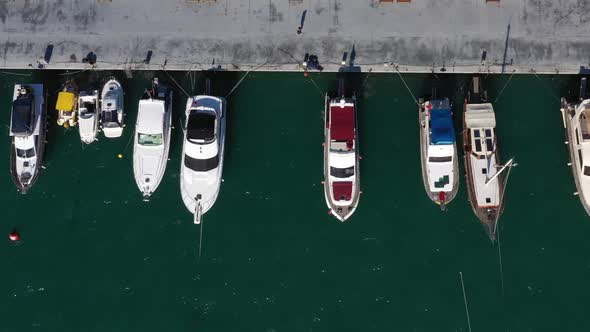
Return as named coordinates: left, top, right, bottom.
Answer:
left=2, top=0, right=590, bottom=73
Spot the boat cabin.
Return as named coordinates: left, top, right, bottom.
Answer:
left=187, top=111, right=217, bottom=144
left=101, top=96, right=120, bottom=128
left=426, top=101, right=455, bottom=193
left=10, top=88, right=36, bottom=137
left=327, top=98, right=356, bottom=203
left=465, top=103, right=500, bottom=207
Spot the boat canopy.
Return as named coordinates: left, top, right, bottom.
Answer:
left=56, top=92, right=75, bottom=111
left=10, top=95, right=35, bottom=135
left=330, top=105, right=355, bottom=141
left=187, top=111, right=216, bottom=142
left=333, top=181, right=353, bottom=201
left=430, top=107, right=455, bottom=145
left=465, top=104, right=496, bottom=128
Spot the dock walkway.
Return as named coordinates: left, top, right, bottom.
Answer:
left=1, top=0, right=590, bottom=73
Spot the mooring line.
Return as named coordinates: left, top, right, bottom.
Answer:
left=0, top=71, right=31, bottom=77
left=393, top=65, right=420, bottom=106
left=532, top=71, right=561, bottom=102
left=459, top=272, right=473, bottom=332
left=161, top=65, right=191, bottom=99
left=495, top=159, right=515, bottom=296
left=308, top=76, right=325, bottom=98
left=494, top=70, right=516, bottom=103
left=226, top=61, right=268, bottom=98
left=198, top=217, right=204, bottom=261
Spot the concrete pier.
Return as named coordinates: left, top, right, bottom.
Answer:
left=1, top=0, right=590, bottom=74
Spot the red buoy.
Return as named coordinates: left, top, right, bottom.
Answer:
left=9, top=230, right=20, bottom=242
left=304, top=72, right=309, bottom=77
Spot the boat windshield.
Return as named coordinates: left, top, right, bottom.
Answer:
left=138, top=133, right=163, bottom=146
left=187, top=112, right=216, bottom=144
left=429, top=156, right=452, bottom=163
left=330, top=166, right=354, bottom=178
left=185, top=154, right=219, bottom=172
left=16, top=148, right=35, bottom=158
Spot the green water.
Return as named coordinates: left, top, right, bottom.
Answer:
left=0, top=70, right=589, bottom=331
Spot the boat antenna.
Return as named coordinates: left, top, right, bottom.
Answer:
left=459, top=272, right=473, bottom=332
left=393, top=64, right=420, bottom=106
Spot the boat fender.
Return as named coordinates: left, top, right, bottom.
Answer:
left=9, top=229, right=20, bottom=242
left=328, top=210, right=332, bottom=215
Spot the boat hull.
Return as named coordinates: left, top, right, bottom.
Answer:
left=323, top=94, right=361, bottom=221
left=9, top=84, right=47, bottom=194
left=561, top=99, right=590, bottom=215
left=133, top=89, right=173, bottom=198
left=418, top=101, right=459, bottom=206
left=462, top=112, right=504, bottom=240
left=180, top=96, right=226, bottom=221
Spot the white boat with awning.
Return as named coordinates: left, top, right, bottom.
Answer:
left=418, top=98, right=459, bottom=209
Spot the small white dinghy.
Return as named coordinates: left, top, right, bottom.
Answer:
left=9, top=84, right=47, bottom=193
left=180, top=95, right=226, bottom=224
left=100, top=78, right=124, bottom=138
left=133, top=78, right=173, bottom=199
left=78, top=90, right=99, bottom=144
left=561, top=77, right=590, bottom=215
left=418, top=98, right=459, bottom=209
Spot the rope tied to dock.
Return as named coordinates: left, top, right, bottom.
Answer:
left=393, top=64, right=420, bottom=107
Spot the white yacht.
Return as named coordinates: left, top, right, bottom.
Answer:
left=78, top=89, right=99, bottom=144
left=323, top=91, right=360, bottom=221
left=419, top=98, right=459, bottom=209
left=561, top=77, right=590, bottom=215
left=180, top=95, right=226, bottom=223
left=9, top=84, right=47, bottom=193
left=100, top=78, right=124, bottom=138
left=133, top=78, right=173, bottom=199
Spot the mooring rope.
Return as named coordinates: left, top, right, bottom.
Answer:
left=161, top=65, right=191, bottom=99
left=494, top=70, right=516, bottom=103
left=393, top=65, right=420, bottom=106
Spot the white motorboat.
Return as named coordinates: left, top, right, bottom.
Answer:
left=78, top=89, right=99, bottom=144
left=133, top=78, right=173, bottom=199
left=323, top=89, right=360, bottom=221
left=100, top=78, right=124, bottom=138
left=9, top=84, right=47, bottom=193
left=561, top=77, right=590, bottom=215
left=180, top=95, right=226, bottom=224
left=419, top=98, right=459, bottom=209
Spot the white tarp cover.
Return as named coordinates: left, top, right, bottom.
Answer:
left=465, top=104, right=496, bottom=129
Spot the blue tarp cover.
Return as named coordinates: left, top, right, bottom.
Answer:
left=430, top=107, right=455, bottom=145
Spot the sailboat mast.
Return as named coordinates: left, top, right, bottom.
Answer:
left=485, top=158, right=514, bottom=185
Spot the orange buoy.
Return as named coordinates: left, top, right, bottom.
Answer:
left=9, top=230, right=20, bottom=241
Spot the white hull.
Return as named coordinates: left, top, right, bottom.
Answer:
left=562, top=97, right=590, bottom=215
left=9, top=84, right=47, bottom=193
left=78, top=90, right=99, bottom=144
left=133, top=81, right=173, bottom=198
left=180, top=96, right=226, bottom=223
left=418, top=99, right=459, bottom=206
left=101, top=79, right=124, bottom=138
left=323, top=95, right=360, bottom=221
